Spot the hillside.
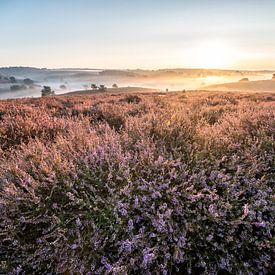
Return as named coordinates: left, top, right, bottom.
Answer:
left=204, top=79, right=275, bottom=92
left=61, top=86, right=159, bottom=96
left=1, top=67, right=275, bottom=99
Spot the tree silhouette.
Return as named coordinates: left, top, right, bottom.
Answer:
left=23, top=78, right=34, bottom=85
left=10, top=76, right=16, bottom=83
left=60, top=85, right=67, bottom=89
left=91, top=84, right=98, bottom=90
left=99, top=85, right=107, bottom=91
left=41, top=86, right=55, bottom=97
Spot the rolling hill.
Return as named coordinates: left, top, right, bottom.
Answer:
left=204, top=79, right=275, bottom=92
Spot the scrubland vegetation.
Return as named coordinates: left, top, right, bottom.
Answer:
left=0, top=91, right=274, bottom=274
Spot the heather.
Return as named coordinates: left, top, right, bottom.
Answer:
left=0, top=91, right=274, bottom=274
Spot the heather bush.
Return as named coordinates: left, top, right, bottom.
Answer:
left=0, top=91, right=274, bottom=274
left=120, top=95, right=142, bottom=104
left=0, top=105, right=86, bottom=150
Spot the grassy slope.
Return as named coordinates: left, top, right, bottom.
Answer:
left=60, top=86, right=159, bottom=96
left=204, top=79, right=275, bottom=92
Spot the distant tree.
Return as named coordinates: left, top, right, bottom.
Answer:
left=10, top=85, right=27, bottom=91
left=112, top=83, right=118, bottom=88
left=91, top=84, right=98, bottom=90
left=23, top=78, right=34, bottom=85
left=60, top=84, right=67, bottom=89
left=41, top=86, right=55, bottom=97
left=98, top=85, right=107, bottom=92
left=272, top=74, right=275, bottom=80
left=239, top=78, right=249, bottom=82
left=9, top=76, right=16, bottom=83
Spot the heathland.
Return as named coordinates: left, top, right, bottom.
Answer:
left=0, top=90, right=274, bottom=274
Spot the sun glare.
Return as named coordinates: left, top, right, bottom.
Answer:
left=194, top=41, right=235, bottom=69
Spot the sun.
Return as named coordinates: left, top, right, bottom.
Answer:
left=194, top=41, right=235, bottom=69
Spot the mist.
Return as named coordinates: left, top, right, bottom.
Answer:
left=0, top=67, right=274, bottom=99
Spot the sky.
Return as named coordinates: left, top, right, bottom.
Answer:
left=0, top=0, right=275, bottom=69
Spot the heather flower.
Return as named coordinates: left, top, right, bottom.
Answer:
left=101, top=256, right=112, bottom=271
left=142, top=248, right=155, bottom=267
left=119, top=240, right=132, bottom=254
left=119, top=208, right=128, bottom=216
left=133, top=196, right=139, bottom=208
left=128, top=219, right=134, bottom=231
left=209, top=204, right=219, bottom=218
left=15, top=265, right=22, bottom=274
left=71, top=244, right=78, bottom=250
left=0, top=91, right=273, bottom=274
left=76, top=217, right=82, bottom=227
left=206, top=234, right=213, bottom=241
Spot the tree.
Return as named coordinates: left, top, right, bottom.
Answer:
left=9, top=76, right=16, bottom=83
left=41, top=86, right=55, bottom=97
left=98, top=85, right=107, bottom=91
left=23, top=78, right=34, bottom=85
left=112, top=83, right=118, bottom=88
left=60, top=84, right=67, bottom=89
left=272, top=74, right=275, bottom=80
left=239, top=78, right=249, bottom=82
left=91, top=84, right=98, bottom=90
left=10, top=85, right=27, bottom=91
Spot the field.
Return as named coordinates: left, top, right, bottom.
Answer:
left=0, top=90, right=274, bottom=274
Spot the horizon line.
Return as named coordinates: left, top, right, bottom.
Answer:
left=1, top=65, right=275, bottom=72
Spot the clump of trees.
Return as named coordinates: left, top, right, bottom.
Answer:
left=60, top=85, right=67, bottom=90
left=91, top=84, right=107, bottom=92
left=10, top=85, right=27, bottom=91
left=23, top=78, right=34, bottom=85
left=91, top=84, right=98, bottom=90
left=41, top=86, right=55, bottom=97
left=112, top=83, right=118, bottom=88
left=98, top=85, right=107, bottom=91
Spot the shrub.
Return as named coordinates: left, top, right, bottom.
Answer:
left=120, top=95, right=142, bottom=104
left=23, top=78, right=34, bottom=85
left=0, top=91, right=274, bottom=274
left=10, top=84, right=27, bottom=91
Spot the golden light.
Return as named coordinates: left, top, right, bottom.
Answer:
left=193, top=41, right=235, bottom=69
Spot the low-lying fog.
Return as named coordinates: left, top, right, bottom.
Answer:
left=0, top=68, right=274, bottom=99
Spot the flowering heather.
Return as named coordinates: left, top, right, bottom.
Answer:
left=0, top=91, right=274, bottom=274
